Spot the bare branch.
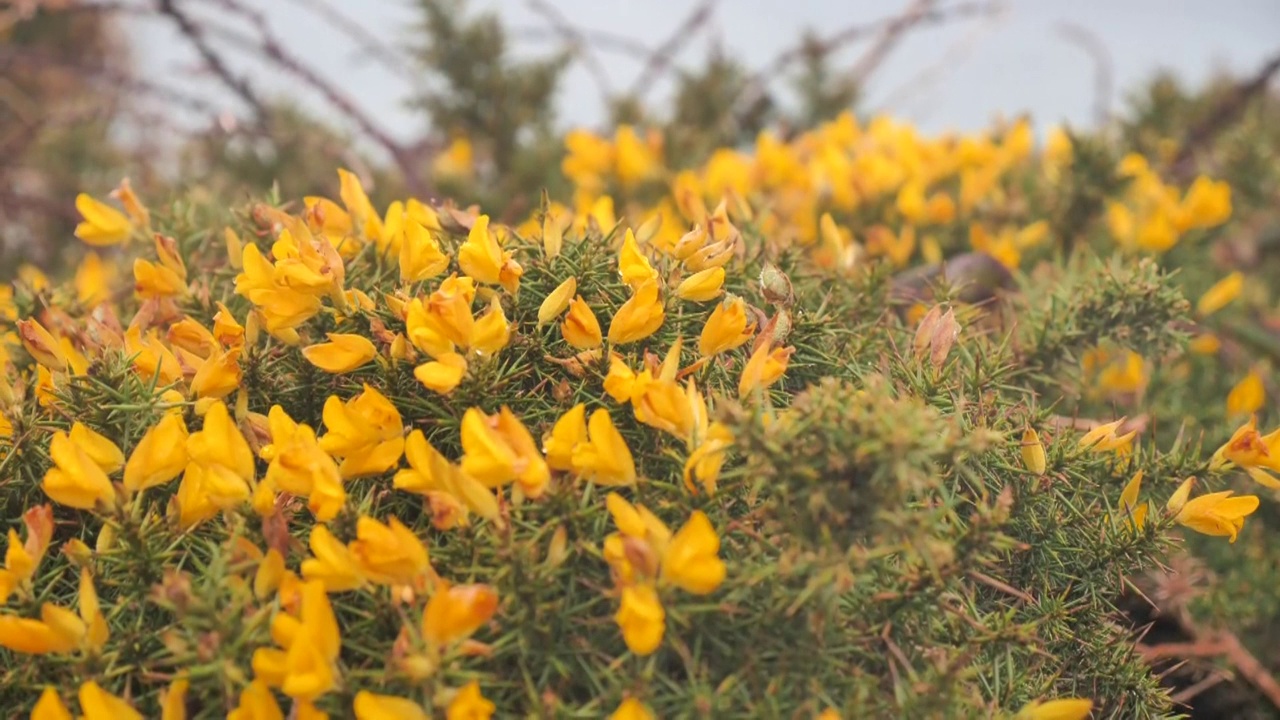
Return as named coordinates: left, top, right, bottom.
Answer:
left=283, top=0, right=416, bottom=79
left=1170, top=47, right=1280, bottom=181
left=628, top=0, right=718, bottom=100
left=172, top=0, right=431, bottom=195
left=732, top=1, right=998, bottom=120
left=509, top=24, right=655, bottom=63
left=154, top=0, right=269, bottom=122
left=525, top=0, right=613, bottom=102
left=876, top=1, right=1008, bottom=115
left=1055, top=22, right=1114, bottom=127
left=847, top=0, right=939, bottom=85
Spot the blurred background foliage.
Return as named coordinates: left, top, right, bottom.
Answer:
left=4, top=0, right=1280, bottom=716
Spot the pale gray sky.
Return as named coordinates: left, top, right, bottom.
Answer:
left=131, top=0, right=1280, bottom=152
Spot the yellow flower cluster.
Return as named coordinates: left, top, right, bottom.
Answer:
left=0, top=101, right=1257, bottom=716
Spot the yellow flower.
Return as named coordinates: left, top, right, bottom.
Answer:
left=1189, top=332, right=1221, bottom=355
left=303, top=333, right=377, bottom=374
left=396, top=430, right=499, bottom=525
left=1118, top=470, right=1148, bottom=530
left=42, top=429, right=117, bottom=511
left=683, top=420, right=733, bottom=496
left=301, top=524, right=365, bottom=592
left=615, top=583, right=665, bottom=655
left=561, top=296, right=603, bottom=349
left=354, top=691, right=429, bottom=720
left=69, top=422, right=125, bottom=474
left=79, top=681, right=143, bottom=720
left=609, top=698, right=656, bottom=720
left=112, top=177, right=149, bottom=227
left=264, top=407, right=346, bottom=521
left=603, top=353, right=648, bottom=404
left=191, top=347, right=243, bottom=399
left=459, top=407, right=549, bottom=497
left=661, top=511, right=726, bottom=595
left=446, top=681, right=495, bottom=720
left=337, top=168, right=384, bottom=242
left=253, top=579, right=341, bottom=700
left=74, top=252, right=112, bottom=307
left=227, top=680, right=285, bottom=720
left=1172, top=483, right=1259, bottom=543
left=470, top=297, right=511, bottom=354
left=77, top=568, right=109, bottom=653
left=1020, top=428, right=1046, bottom=475
left=0, top=505, right=54, bottom=604
left=1197, top=271, right=1243, bottom=317
left=543, top=403, right=587, bottom=472
left=160, top=677, right=189, bottom=720
left=133, top=256, right=187, bottom=299
left=422, top=582, right=499, bottom=647
left=319, top=385, right=405, bottom=478
left=415, top=352, right=469, bottom=394
left=1076, top=418, right=1136, bottom=453
left=171, top=465, right=220, bottom=529
left=168, top=317, right=219, bottom=359
left=31, top=687, right=72, bottom=720
left=1178, top=175, right=1231, bottom=230
left=538, top=277, right=577, bottom=326
left=350, top=515, right=432, bottom=586
left=608, top=280, right=665, bottom=345
left=675, top=266, right=725, bottom=302
left=17, top=318, right=68, bottom=371
left=399, top=219, right=449, bottom=284
left=698, top=296, right=755, bottom=357
left=123, top=412, right=189, bottom=493
left=74, top=193, right=133, bottom=246
left=571, top=409, right=637, bottom=486
left=125, top=327, right=184, bottom=385
left=459, top=215, right=523, bottom=292
left=1013, top=698, right=1093, bottom=720
left=188, top=400, right=256, bottom=488
left=738, top=343, right=794, bottom=398
left=1226, top=369, right=1265, bottom=416
left=618, top=229, right=657, bottom=289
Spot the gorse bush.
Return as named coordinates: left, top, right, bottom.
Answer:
left=0, top=108, right=1269, bottom=720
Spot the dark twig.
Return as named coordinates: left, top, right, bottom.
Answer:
left=154, top=0, right=268, bottom=122
left=1170, top=48, right=1280, bottom=182
left=847, top=0, right=938, bottom=84
left=173, top=0, right=430, bottom=195
left=526, top=0, right=613, bottom=101
left=733, top=1, right=997, bottom=120
left=627, top=0, right=718, bottom=100
left=283, top=0, right=416, bottom=79
left=509, top=25, right=655, bottom=63
left=1055, top=22, right=1114, bottom=127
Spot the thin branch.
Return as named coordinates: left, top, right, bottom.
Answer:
left=154, top=0, right=269, bottom=122
left=173, top=0, right=430, bottom=195
left=627, top=0, right=718, bottom=100
left=283, top=0, right=416, bottom=79
left=1170, top=47, right=1280, bottom=181
left=847, top=0, right=939, bottom=85
left=1055, top=22, right=1114, bottom=127
left=509, top=25, right=655, bottom=63
left=733, top=1, right=998, bottom=120
left=525, top=0, right=613, bottom=102
left=876, top=1, right=1008, bottom=115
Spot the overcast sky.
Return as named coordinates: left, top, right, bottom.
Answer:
left=131, top=0, right=1280, bottom=147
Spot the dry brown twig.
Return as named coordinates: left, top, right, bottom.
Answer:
left=1170, top=47, right=1280, bottom=182
left=151, top=0, right=432, bottom=195
left=628, top=0, right=719, bottom=100
left=525, top=0, right=613, bottom=101
left=731, top=1, right=999, bottom=122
